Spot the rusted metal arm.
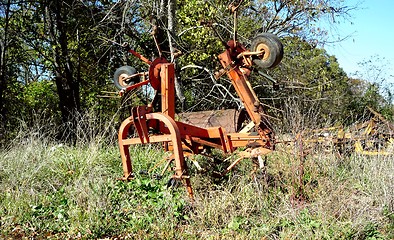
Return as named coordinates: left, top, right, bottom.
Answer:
left=218, top=49, right=274, bottom=149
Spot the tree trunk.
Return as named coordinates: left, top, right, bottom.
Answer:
left=167, top=0, right=186, bottom=109
left=48, top=0, right=80, bottom=139
left=0, top=0, right=11, bottom=132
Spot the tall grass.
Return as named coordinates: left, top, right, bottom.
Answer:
left=0, top=113, right=393, bottom=239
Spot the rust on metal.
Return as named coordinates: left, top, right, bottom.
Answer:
left=114, top=4, right=284, bottom=200
left=297, top=107, right=394, bottom=156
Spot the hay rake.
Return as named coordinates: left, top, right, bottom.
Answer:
left=114, top=5, right=283, bottom=200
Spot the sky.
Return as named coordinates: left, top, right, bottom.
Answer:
left=324, top=0, right=394, bottom=84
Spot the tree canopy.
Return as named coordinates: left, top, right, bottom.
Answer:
left=0, top=0, right=392, bottom=143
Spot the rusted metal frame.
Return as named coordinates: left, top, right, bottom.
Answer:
left=188, top=127, right=233, bottom=153
left=162, top=119, right=276, bottom=153
left=218, top=50, right=273, bottom=148
left=230, top=139, right=267, bottom=148
left=121, top=80, right=150, bottom=96
left=143, top=117, right=230, bottom=155
left=181, top=138, right=201, bottom=155
left=216, top=126, right=232, bottom=153
left=121, top=134, right=173, bottom=145
left=164, top=137, right=199, bottom=153
left=118, top=45, right=280, bottom=198
left=176, top=123, right=234, bottom=153
left=135, top=107, right=150, bottom=144
left=127, top=48, right=152, bottom=65
left=189, top=136, right=224, bottom=151
left=147, top=112, right=193, bottom=199
left=130, top=110, right=273, bottom=165
left=160, top=63, right=176, bottom=118
left=118, top=116, right=134, bottom=180
left=146, top=114, right=186, bottom=173
left=218, top=51, right=258, bottom=119
left=118, top=109, right=194, bottom=199
left=176, top=122, right=219, bottom=138
left=151, top=121, right=213, bottom=140
left=228, top=132, right=267, bottom=147
left=169, top=127, right=276, bottom=152
left=159, top=124, right=231, bottom=153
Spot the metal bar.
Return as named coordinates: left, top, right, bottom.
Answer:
left=118, top=117, right=134, bottom=179
left=218, top=50, right=273, bottom=149
left=190, top=136, right=224, bottom=150
left=221, top=156, right=244, bottom=176
left=122, top=134, right=173, bottom=145
left=146, top=112, right=194, bottom=199
left=160, top=63, right=175, bottom=118
left=127, top=49, right=152, bottom=65
left=121, top=80, right=150, bottom=95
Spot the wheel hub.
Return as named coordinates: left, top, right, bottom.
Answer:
left=118, top=73, right=130, bottom=87
left=256, top=43, right=270, bottom=60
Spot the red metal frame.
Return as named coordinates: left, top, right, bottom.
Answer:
left=117, top=40, right=275, bottom=199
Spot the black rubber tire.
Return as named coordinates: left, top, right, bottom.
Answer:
left=113, top=66, right=137, bottom=90
left=250, top=33, right=283, bottom=69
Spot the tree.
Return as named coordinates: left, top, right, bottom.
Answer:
left=0, top=0, right=50, bottom=140
left=0, top=0, right=367, bottom=142
left=92, top=0, right=357, bottom=114
left=0, top=0, right=120, bottom=142
left=46, top=0, right=80, bottom=125
left=255, top=36, right=353, bottom=129
left=0, top=0, right=12, bottom=132
left=349, top=56, right=394, bottom=120
left=245, top=0, right=355, bottom=43
left=0, top=0, right=81, bottom=130
left=170, top=0, right=356, bottom=112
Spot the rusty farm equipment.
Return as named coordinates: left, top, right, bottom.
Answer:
left=297, top=107, right=394, bottom=156
left=113, top=28, right=283, bottom=199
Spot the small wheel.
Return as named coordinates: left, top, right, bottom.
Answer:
left=250, top=33, right=283, bottom=69
left=113, top=66, right=137, bottom=90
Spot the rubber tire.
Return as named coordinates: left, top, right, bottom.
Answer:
left=250, top=33, right=283, bottom=69
left=113, top=66, right=137, bottom=90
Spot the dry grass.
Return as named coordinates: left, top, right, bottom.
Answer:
left=0, top=113, right=393, bottom=239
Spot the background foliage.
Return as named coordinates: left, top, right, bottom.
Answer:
left=0, top=0, right=393, bottom=238
left=1, top=0, right=393, bottom=143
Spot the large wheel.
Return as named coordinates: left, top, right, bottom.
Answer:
left=113, top=66, right=137, bottom=90
left=250, top=33, right=283, bottom=69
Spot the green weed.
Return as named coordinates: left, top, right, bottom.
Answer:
left=0, top=128, right=393, bottom=239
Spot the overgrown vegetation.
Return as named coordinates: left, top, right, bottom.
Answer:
left=1, top=118, right=392, bottom=239
left=1, top=1, right=393, bottom=143
left=1, top=0, right=393, bottom=238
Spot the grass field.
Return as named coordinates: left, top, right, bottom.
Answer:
left=0, top=123, right=393, bottom=239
